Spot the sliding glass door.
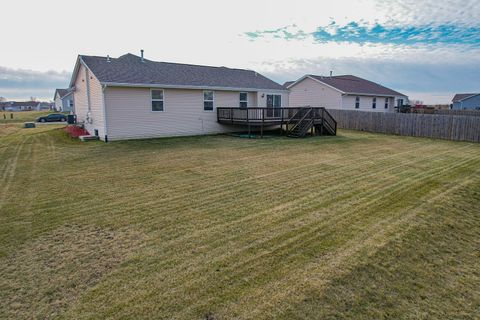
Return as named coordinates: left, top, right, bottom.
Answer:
left=266, top=94, right=281, bottom=117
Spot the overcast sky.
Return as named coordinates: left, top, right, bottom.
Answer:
left=1, top=0, right=479, bottom=103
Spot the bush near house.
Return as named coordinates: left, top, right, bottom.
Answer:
left=0, top=125, right=479, bottom=319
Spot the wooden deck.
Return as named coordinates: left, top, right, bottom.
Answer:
left=217, top=107, right=337, bottom=137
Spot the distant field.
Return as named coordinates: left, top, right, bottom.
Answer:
left=0, top=111, right=64, bottom=123
left=0, top=124, right=479, bottom=319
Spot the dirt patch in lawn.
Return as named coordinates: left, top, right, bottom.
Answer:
left=0, top=224, right=146, bottom=319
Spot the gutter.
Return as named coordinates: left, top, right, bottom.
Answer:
left=99, top=82, right=288, bottom=93
left=101, top=84, right=108, bottom=142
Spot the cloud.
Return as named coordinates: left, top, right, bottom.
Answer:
left=245, top=21, right=480, bottom=47
left=0, top=67, right=71, bottom=100
left=259, top=56, right=480, bottom=104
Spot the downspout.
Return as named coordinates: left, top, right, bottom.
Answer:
left=102, top=84, right=108, bottom=142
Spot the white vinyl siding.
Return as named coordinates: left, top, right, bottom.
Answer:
left=342, top=95, right=392, bottom=112
left=288, top=77, right=342, bottom=108
left=104, top=88, right=251, bottom=140
left=73, top=63, right=106, bottom=138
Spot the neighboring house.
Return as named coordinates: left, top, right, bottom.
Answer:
left=37, top=102, right=54, bottom=111
left=54, top=89, right=74, bottom=112
left=3, top=101, right=41, bottom=111
left=451, top=93, right=480, bottom=110
left=286, top=75, right=408, bottom=112
left=69, top=52, right=288, bottom=141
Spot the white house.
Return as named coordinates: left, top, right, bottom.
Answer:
left=285, top=75, right=408, bottom=112
left=69, top=52, right=289, bottom=141
left=54, top=89, right=74, bottom=112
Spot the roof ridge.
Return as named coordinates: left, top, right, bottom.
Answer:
left=83, top=53, right=256, bottom=73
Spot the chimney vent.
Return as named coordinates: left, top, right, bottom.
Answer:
left=107, top=55, right=111, bottom=62
left=330, top=70, right=333, bottom=77
left=140, top=49, right=144, bottom=62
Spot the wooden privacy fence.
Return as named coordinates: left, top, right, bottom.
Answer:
left=327, top=109, right=480, bottom=143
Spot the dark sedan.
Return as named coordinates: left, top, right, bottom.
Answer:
left=36, top=113, right=67, bottom=123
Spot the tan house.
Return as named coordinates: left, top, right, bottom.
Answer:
left=69, top=52, right=288, bottom=141
left=285, top=75, right=408, bottom=112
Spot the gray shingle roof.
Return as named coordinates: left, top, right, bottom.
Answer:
left=283, top=81, right=295, bottom=88
left=300, top=75, right=406, bottom=96
left=55, top=88, right=69, bottom=98
left=452, top=93, right=478, bottom=102
left=80, top=54, right=285, bottom=91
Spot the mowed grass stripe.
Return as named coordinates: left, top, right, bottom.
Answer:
left=132, top=140, right=467, bottom=257
left=173, top=157, right=480, bottom=318
left=64, top=139, right=443, bottom=223
left=151, top=153, right=478, bottom=287
left=27, top=136, right=398, bottom=215
left=245, top=171, right=480, bottom=319
left=71, top=148, right=475, bottom=318
left=1, top=125, right=479, bottom=319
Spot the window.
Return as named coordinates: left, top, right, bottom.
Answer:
left=239, top=92, right=248, bottom=108
left=384, top=98, right=389, bottom=109
left=151, top=89, right=164, bottom=111
left=203, top=91, right=214, bottom=111
left=397, top=99, right=404, bottom=107
left=372, top=97, right=377, bottom=109
left=68, top=99, right=74, bottom=107
left=355, top=96, right=360, bottom=109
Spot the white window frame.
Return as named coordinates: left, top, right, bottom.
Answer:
left=239, top=92, right=248, bottom=108
left=384, top=98, right=389, bottom=109
left=203, top=90, right=214, bottom=112
left=372, top=97, right=377, bottom=109
left=355, top=96, right=360, bottom=109
left=151, top=89, right=165, bottom=112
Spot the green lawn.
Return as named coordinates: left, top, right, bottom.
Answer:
left=0, top=124, right=479, bottom=319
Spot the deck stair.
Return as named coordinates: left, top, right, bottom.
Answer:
left=216, top=106, right=337, bottom=138
left=287, top=108, right=314, bottom=138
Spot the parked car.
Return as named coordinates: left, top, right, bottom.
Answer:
left=36, top=113, right=67, bottom=123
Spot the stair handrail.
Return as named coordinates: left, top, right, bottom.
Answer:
left=322, top=108, right=337, bottom=134
left=286, top=106, right=308, bottom=124
left=288, top=107, right=313, bottom=135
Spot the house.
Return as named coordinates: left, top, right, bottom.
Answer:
left=285, top=75, right=408, bottom=112
left=451, top=93, right=480, bottom=110
left=37, top=102, right=54, bottom=111
left=54, top=89, right=74, bottom=112
left=3, top=101, right=41, bottom=111
left=69, top=52, right=288, bottom=141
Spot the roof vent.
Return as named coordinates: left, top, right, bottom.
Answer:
left=330, top=71, right=333, bottom=77
left=107, top=55, right=111, bottom=62
left=140, top=49, right=144, bottom=62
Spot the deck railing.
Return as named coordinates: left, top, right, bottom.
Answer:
left=217, top=107, right=329, bottom=123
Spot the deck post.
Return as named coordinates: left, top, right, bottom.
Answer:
left=261, top=108, right=264, bottom=138
left=311, top=108, right=314, bottom=136
left=321, top=108, right=324, bottom=136
left=231, top=108, right=233, bottom=124
left=281, top=108, right=284, bottom=135
left=247, top=108, right=251, bottom=138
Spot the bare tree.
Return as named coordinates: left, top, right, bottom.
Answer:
left=30, top=96, right=37, bottom=102
left=0, top=96, right=6, bottom=102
